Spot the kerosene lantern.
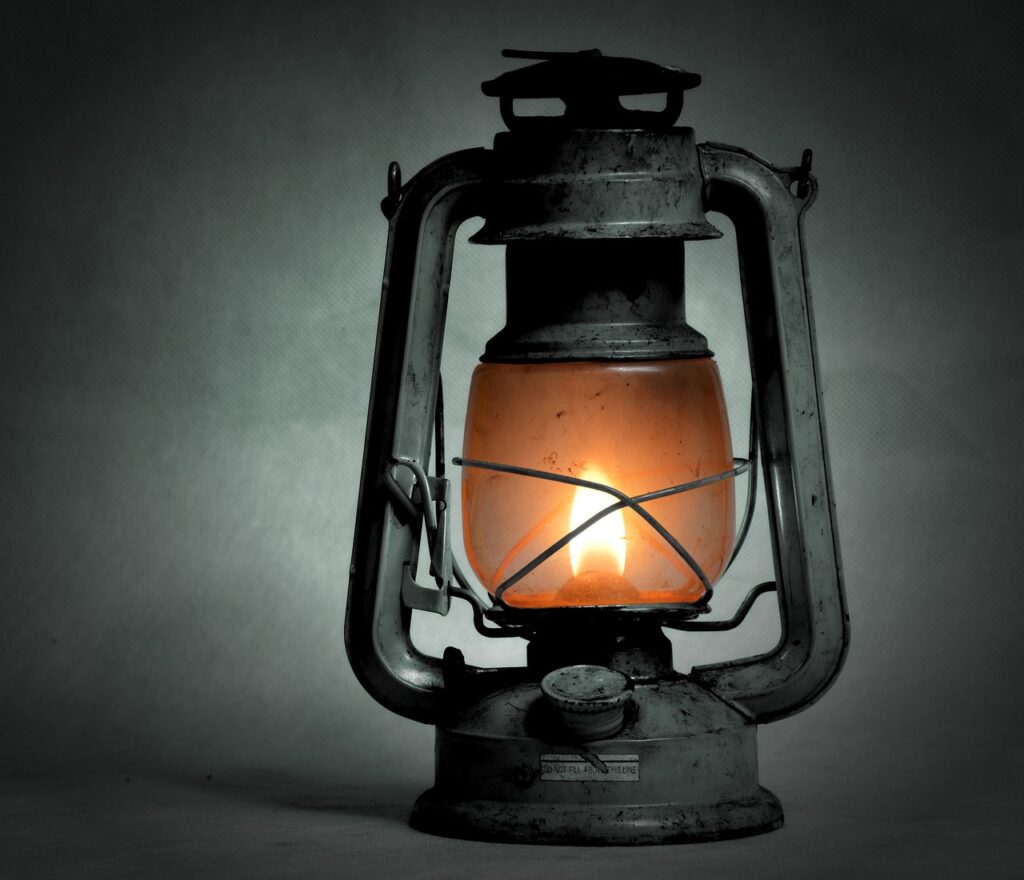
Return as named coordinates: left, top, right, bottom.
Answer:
left=347, top=49, right=848, bottom=844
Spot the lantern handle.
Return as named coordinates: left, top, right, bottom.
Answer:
left=693, top=143, right=850, bottom=723
left=347, top=148, right=494, bottom=724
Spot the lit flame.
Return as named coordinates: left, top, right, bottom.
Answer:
left=569, top=468, right=627, bottom=577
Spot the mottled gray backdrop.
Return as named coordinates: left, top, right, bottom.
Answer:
left=1, top=0, right=1022, bottom=868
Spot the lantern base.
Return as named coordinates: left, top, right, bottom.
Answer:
left=411, top=678, right=783, bottom=845
left=412, top=789, right=781, bottom=846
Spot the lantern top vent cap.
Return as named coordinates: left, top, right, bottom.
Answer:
left=483, top=49, right=701, bottom=131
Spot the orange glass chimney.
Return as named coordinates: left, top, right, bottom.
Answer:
left=462, top=356, right=735, bottom=609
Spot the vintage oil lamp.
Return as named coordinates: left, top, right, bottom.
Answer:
left=347, top=49, right=848, bottom=844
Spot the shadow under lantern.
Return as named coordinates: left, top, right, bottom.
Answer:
left=347, top=49, right=849, bottom=844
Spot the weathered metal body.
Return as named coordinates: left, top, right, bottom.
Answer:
left=412, top=679, right=781, bottom=845
left=346, top=50, right=849, bottom=844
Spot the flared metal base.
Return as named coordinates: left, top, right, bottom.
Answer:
left=410, top=678, right=784, bottom=845
left=412, top=788, right=782, bottom=845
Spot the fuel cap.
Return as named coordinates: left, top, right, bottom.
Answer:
left=540, top=664, right=634, bottom=741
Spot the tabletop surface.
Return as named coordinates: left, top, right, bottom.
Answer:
left=2, top=768, right=1019, bottom=880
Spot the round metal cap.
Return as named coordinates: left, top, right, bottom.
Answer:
left=540, top=664, right=633, bottom=740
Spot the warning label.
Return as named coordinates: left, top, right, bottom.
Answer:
left=540, top=753, right=640, bottom=782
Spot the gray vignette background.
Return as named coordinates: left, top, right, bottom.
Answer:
left=1, top=1, right=1022, bottom=877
